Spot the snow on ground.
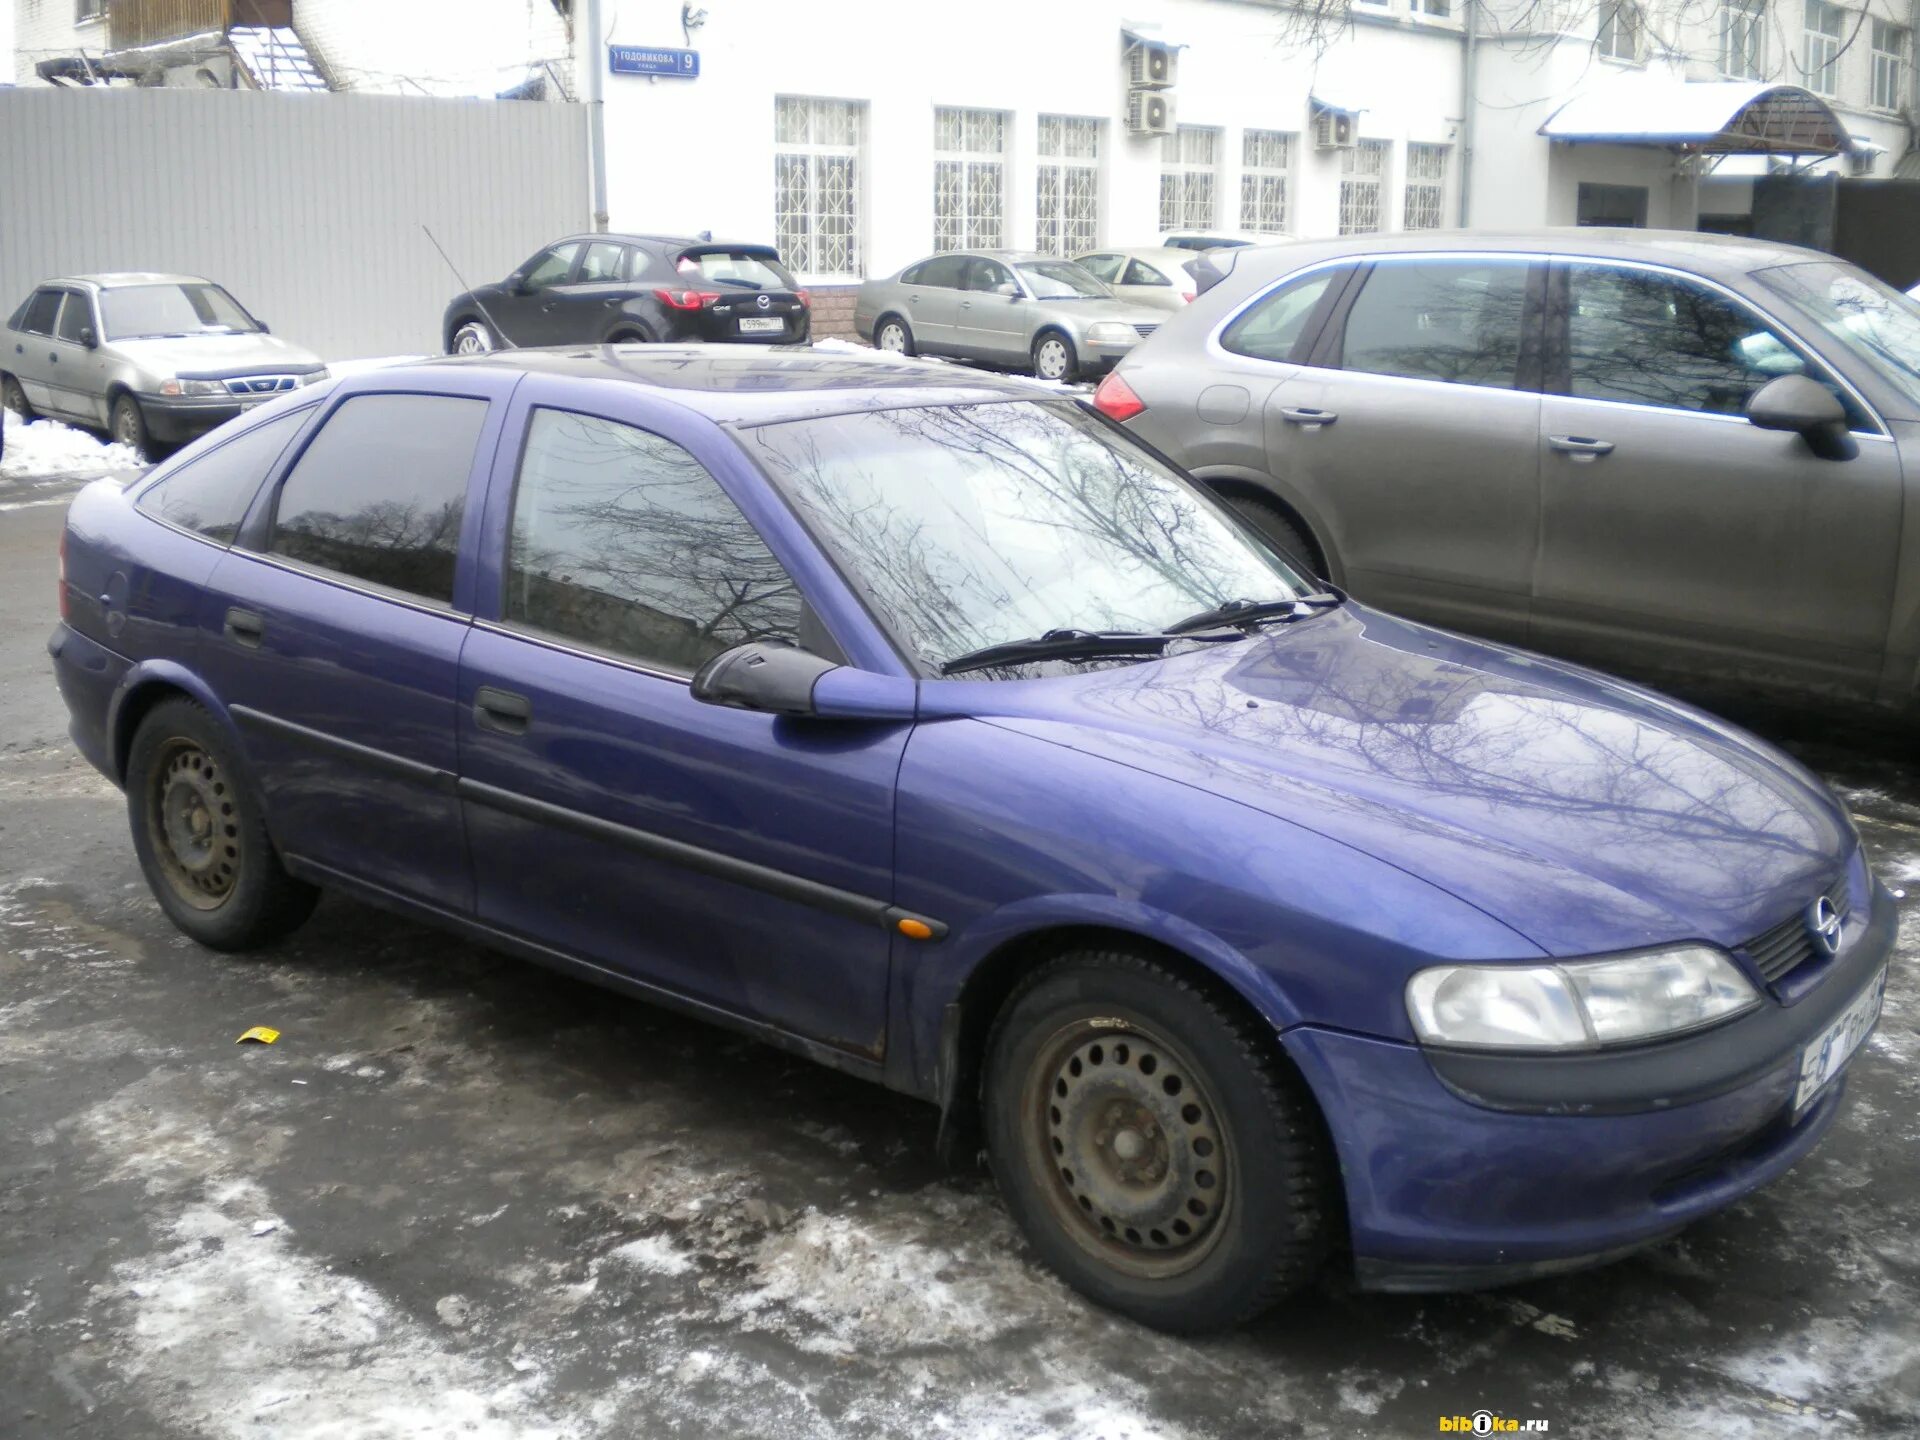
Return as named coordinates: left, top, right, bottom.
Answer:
left=0, top=409, right=141, bottom=482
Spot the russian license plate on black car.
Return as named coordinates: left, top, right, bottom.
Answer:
left=1793, top=967, right=1887, bottom=1113
left=738, top=317, right=783, bottom=335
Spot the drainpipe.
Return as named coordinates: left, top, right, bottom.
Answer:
left=585, top=0, right=611, bottom=232
left=1459, top=0, right=1478, bottom=227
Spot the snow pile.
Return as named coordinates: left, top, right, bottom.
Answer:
left=0, top=410, right=142, bottom=481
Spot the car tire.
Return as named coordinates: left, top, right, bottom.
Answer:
left=1221, top=490, right=1325, bottom=580
left=606, top=326, right=658, bottom=345
left=110, top=392, right=152, bottom=462
left=983, top=947, right=1334, bottom=1333
left=450, top=318, right=497, bottom=356
left=125, top=698, right=319, bottom=952
left=2, top=373, right=34, bottom=421
left=874, top=315, right=915, bottom=357
left=1031, top=331, right=1078, bottom=383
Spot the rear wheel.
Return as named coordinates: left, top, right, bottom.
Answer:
left=1221, top=490, right=1325, bottom=579
left=875, top=315, right=914, bottom=356
left=607, top=326, right=657, bottom=345
left=983, top=948, right=1334, bottom=1332
left=450, top=318, right=496, bottom=355
left=1031, top=332, right=1078, bottom=382
left=125, top=698, right=318, bottom=951
left=110, top=392, right=151, bottom=462
left=2, top=374, right=33, bottom=421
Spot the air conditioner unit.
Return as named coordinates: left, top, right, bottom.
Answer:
left=1313, top=110, right=1356, bottom=150
left=1126, top=87, right=1175, bottom=137
left=1126, top=40, right=1177, bottom=90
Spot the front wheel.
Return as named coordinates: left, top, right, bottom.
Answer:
left=125, top=698, right=318, bottom=950
left=983, top=949, right=1334, bottom=1332
left=1031, top=332, right=1078, bottom=382
left=450, top=318, right=497, bottom=355
left=110, top=393, right=151, bottom=462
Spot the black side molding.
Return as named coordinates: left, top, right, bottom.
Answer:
left=229, top=705, right=457, bottom=795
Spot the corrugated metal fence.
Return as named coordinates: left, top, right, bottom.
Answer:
left=0, top=87, right=588, bottom=358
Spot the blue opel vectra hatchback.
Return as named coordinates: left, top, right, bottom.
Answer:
left=50, top=346, right=1895, bottom=1331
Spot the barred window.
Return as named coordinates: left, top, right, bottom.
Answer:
left=1239, top=129, right=1294, bottom=235
left=1403, top=143, right=1449, bottom=230
left=1159, top=126, right=1220, bottom=232
left=1721, top=0, right=1767, bottom=80
left=1036, top=115, right=1101, bottom=257
left=1338, top=139, right=1389, bottom=236
left=1872, top=20, right=1909, bottom=109
left=774, top=97, right=864, bottom=280
left=1803, top=0, right=1844, bottom=96
left=934, top=107, right=1007, bottom=251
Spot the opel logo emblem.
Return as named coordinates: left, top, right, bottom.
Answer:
left=1807, top=896, right=1843, bottom=956
left=756, top=293, right=771, bottom=310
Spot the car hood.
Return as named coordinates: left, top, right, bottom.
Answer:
left=940, top=605, right=1849, bottom=956
left=108, top=332, right=325, bottom=378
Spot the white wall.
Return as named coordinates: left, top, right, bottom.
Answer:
left=12, top=0, right=106, bottom=84
left=597, top=0, right=1467, bottom=279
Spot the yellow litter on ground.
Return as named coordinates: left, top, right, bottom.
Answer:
left=236, top=1026, right=281, bottom=1045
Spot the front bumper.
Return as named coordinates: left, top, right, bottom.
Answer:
left=1286, top=875, right=1899, bottom=1291
left=132, top=392, right=261, bottom=443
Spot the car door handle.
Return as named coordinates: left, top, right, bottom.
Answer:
left=223, top=607, right=265, bottom=648
left=474, top=686, right=532, bottom=736
left=1548, top=435, right=1615, bottom=460
left=1279, top=407, right=1337, bottom=428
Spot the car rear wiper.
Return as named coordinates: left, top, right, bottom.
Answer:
left=940, top=628, right=1175, bottom=677
left=1166, top=593, right=1341, bottom=636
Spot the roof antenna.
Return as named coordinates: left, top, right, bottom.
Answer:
left=421, top=225, right=516, bottom=349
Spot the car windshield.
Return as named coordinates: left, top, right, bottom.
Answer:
left=677, top=250, right=795, bottom=291
left=744, top=400, right=1311, bottom=675
left=100, top=283, right=259, bottom=341
left=1017, top=261, right=1110, bottom=299
left=1757, top=261, right=1920, bottom=409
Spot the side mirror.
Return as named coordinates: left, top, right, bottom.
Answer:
left=77, top=326, right=98, bottom=349
left=691, top=642, right=917, bottom=721
left=256, top=321, right=271, bottom=334
left=1747, top=375, right=1857, bottom=461
left=508, top=274, right=533, bottom=296
left=995, top=282, right=1019, bottom=298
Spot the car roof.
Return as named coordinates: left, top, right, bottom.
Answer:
left=550, top=233, right=776, bottom=253
left=1217, top=227, right=1831, bottom=281
left=403, top=344, right=1058, bottom=427
left=43, top=273, right=211, bottom=290
left=1076, top=246, right=1194, bottom=264
left=911, top=250, right=1061, bottom=265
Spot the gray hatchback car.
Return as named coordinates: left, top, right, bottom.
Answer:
left=855, top=250, right=1167, bottom=381
left=3, top=273, right=327, bottom=460
left=1098, top=230, right=1920, bottom=714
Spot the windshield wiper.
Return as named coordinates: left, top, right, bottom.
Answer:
left=1166, top=593, right=1341, bottom=636
left=940, top=628, right=1175, bottom=677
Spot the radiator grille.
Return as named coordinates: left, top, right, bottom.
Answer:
left=1741, top=873, right=1850, bottom=985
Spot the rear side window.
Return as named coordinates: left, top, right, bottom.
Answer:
left=269, top=394, right=487, bottom=604
left=1221, top=270, right=1339, bottom=363
left=504, top=407, right=802, bottom=673
left=1339, top=259, right=1530, bottom=390
left=18, top=289, right=62, bottom=336
left=137, top=409, right=310, bottom=542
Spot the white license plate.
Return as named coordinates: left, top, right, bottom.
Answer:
left=737, top=317, right=784, bottom=335
left=1793, top=967, right=1887, bottom=1113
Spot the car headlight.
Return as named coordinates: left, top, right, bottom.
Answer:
left=159, top=378, right=229, bottom=397
left=1086, top=322, right=1137, bottom=343
left=1406, top=945, right=1761, bottom=1050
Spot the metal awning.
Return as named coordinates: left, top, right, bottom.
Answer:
left=1539, top=80, right=1849, bottom=156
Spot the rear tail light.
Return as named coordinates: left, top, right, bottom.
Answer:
left=1180, top=290, right=1196, bottom=303
left=796, top=289, right=812, bottom=308
left=1092, top=371, right=1147, bottom=422
left=654, top=288, right=721, bottom=310
left=57, top=527, right=70, bottom=622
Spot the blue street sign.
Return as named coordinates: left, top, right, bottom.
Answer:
left=608, top=45, right=700, bottom=78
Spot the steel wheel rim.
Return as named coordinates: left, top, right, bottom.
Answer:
left=1022, top=1019, right=1232, bottom=1280
left=146, top=739, right=241, bottom=910
left=454, top=323, right=492, bottom=355
left=3, top=379, right=25, bottom=415
left=114, top=402, right=141, bottom=446
left=879, top=324, right=906, bottom=353
left=1036, top=340, right=1069, bottom=379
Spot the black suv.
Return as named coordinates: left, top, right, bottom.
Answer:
left=442, top=234, right=811, bottom=352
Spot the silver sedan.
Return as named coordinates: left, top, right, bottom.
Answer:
left=1074, top=247, right=1204, bottom=313
left=854, top=251, right=1168, bottom=381
left=3, top=273, right=327, bottom=459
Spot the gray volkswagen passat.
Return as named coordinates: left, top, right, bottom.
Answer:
left=855, top=250, right=1167, bottom=381
left=1095, top=229, right=1920, bottom=715
left=3, top=273, right=327, bottom=461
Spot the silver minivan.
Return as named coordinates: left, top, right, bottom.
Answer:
left=1098, top=230, right=1920, bottom=714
